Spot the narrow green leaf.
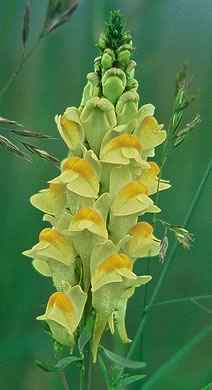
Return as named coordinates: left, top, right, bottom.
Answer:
left=22, top=6, right=30, bottom=48
left=199, top=383, right=212, bottom=390
left=34, top=356, right=82, bottom=372
left=100, top=345, right=146, bottom=369
left=116, top=374, right=146, bottom=389
left=78, top=315, right=94, bottom=356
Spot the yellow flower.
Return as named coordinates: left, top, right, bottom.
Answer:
left=138, top=161, right=171, bottom=195
left=55, top=106, right=84, bottom=150
left=37, top=283, right=87, bottom=349
left=123, top=221, right=161, bottom=259
left=30, top=182, right=67, bottom=216
left=91, top=240, right=151, bottom=362
left=68, top=193, right=111, bottom=291
left=23, top=227, right=76, bottom=290
left=135, top=115, right=166, bottom=159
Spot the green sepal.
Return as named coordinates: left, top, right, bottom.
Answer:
left=99, top=345, right=146, bottom=368
left=34, top=356, right=82, bottom=372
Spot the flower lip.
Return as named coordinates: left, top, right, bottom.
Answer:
left=72, top=207, right=104, bottom=225
left=141, top=116, right=158, bottom=132
left=60, top=115, right=79, bottom=133
left=47, top=292, right=76, bottom=314
left=39, top=228, right=68, bottom=247
left=98, top=253, right=132, bottom=273
left=119, top=180, right=148, bottom=199
left=129, top=222, right=153, bottom=238
left=49, top=183, right=65, bottom=194
left=102, top=134, right=142, bottom=153
left=147, top=161, right=160, bottom=176
left=62, top=157, right=96, bottom=181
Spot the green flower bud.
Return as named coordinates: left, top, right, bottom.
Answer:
left=80, top=72, right=100, bottom=108
left=117, top=44, right=132, bottom=66
left=81, top=97, right=117, bottom=156
left=101, top=48, right=115, bottom=70
left=116, top=91, right=139, bottom=124
left=126, top=78, right=139, bottom=92
left=102, top=68, right=126, bottom=104
left=94, top=56, right=102, bottom=73
left=97, top=33, right=108, bottom=50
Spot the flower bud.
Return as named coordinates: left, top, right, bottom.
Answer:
left=116, top=91, right=139, bottom=124
left=81, top=97, right=116, bottom=156
left=101, top=49, right=115, bottom=70
left=138, top=161, right=171, bottom=195
left=102, top=68, right=126, bottom=104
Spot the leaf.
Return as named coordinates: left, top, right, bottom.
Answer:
left=142, top=324, right=212, bottom=389
left=34, top=356, right=82, bottom=372
left=22, top=6, right=30, bottom=48
left=199, top=384, right=212, bottom=390
left=78, top=315, right=94, bottom=356
left=99, top=345, right=146, bottom=369
left=0, top=116, right=23, bottom=126
left=0, top=134, right=25, bottom=158
left=116, top=374, right=146, bottom=389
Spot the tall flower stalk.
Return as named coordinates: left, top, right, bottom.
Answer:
left=23, top=10, right=200, bottom=389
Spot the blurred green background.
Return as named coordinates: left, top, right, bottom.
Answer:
left=0, top=0, right=211, bottom=389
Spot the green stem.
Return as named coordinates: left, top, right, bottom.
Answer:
left=58, top=350, right=70, bottom=390
left=143, top=323, right=212, bottom=388
left=126, top=158, right=212, bottom=362
left=152, top=294, right=212, bottom=307
left=0, top=37, right=40, bottom=100
left=0, top=0, right=17, bottom=46
left=80, top=340, right=92, bottom=390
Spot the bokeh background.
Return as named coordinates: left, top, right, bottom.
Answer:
left=0, top=0, right=212, bottom=389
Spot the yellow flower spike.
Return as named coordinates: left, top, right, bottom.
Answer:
left=80, top=97, right=117, bottom=156
left=123, top=221, right=161, bottom=259
left=23, top=228, right=77, bottom=289
left=90, top=241, right=151, bottom=362
left=138, top=161, right=171, bottom=195
left=30, top=182, right=67, bottom=215
left=37, top=283, right=87, bottom=348
left=100, top=134, right=149, bottom=169
left=135, top=115, right=166, bottom=156
left=55, top=106, right=84, bottom=150
left=51, top=156, right=100, bottom=199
